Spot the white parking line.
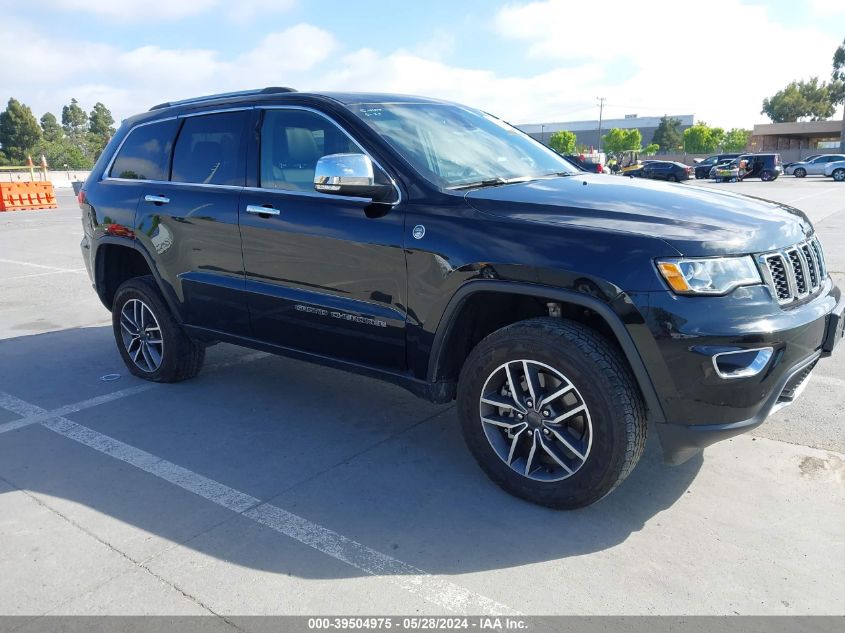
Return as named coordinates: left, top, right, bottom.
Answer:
left=0, top=258, right=86, bottom=274
left=0, top=351, right=270, bottom=436
left=814, top=375, right=845, bottom=389
left=2, top=269, right=87, bottom=282
left=0, top=386, right=154, bottom=435
left=0, top=391, right=519, bottom=616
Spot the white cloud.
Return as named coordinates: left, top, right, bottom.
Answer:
left=495, top=0, right=841, bottom=127
left=3, top=3, right=842, bottom=130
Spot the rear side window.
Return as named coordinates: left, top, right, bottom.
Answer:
left=171, top=111, right=248, bottom=186
left=109, top=119, right=178, bottom=180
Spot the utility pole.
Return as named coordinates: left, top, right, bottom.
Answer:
left=596, top=97, right=606, bottom=154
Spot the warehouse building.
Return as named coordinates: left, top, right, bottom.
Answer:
left=518, top=114, right=695, bottom=148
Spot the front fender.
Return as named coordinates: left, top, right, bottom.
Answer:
left=426, top=279, right=666, bottom=424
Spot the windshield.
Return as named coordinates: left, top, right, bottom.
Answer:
left=352, top=102, right=579, bottom=188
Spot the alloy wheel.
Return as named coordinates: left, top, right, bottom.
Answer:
left=119, top=299, right=164, bottom=373
left=478, top=359, right=592, bottom=482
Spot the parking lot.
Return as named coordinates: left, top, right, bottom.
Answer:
left=0, top=176, right=843, bottom=622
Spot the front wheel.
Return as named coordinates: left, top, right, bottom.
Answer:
left=794, top=167, right=806, bottom=178
left=832, top=168, right=845, bottom=182
left=457, top=318, right=647, bottom=509
left=760, top=170, right=775, bottom=181
left=112, top=276, right=205, bottom=382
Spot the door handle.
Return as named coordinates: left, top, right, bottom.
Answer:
left=245, top=204, right=281, bottom=217
left=144, top=194, right=170, bottom=204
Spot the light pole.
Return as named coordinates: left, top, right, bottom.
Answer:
left=596, top=97, right=606, bottom=154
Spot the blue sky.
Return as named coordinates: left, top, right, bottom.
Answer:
left=3, top=0, right=844, bottom=129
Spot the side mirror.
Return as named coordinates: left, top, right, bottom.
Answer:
left=314, top=153, right=392, bottom=201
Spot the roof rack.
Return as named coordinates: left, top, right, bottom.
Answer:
left=149, top=87, right=297, bottom=111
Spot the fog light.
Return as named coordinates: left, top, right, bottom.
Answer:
left=712, top=347, right=774, bottom=379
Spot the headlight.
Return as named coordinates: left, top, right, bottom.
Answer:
left=656, top=256, right=761, bottom=295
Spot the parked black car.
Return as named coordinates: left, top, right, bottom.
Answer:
left=636, top=160, right=691, bottom=181
left=711, top=153, right=783, bottom=181
left=79, top=88, right=843, bottom=509
left=694, top=153, right=742, bottom=179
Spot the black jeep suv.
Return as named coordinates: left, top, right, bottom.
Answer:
left=80, top=88, right=844, bottom=509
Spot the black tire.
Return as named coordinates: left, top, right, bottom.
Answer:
left=112, top=275, right=205, bottom=382
left=760, top=170, right=774, bottom=182
left=666, top=174, right=677, bottom=182
left=832, top=168, right=845, bottom=182
left=794, top=167, right=806, bottom=178
left=456, top=317, right=647, bottom=509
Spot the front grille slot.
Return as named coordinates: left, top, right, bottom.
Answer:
left=765, top=254, right=791, bottom=301
left=801, top=244, right=819, bottom=288
left=760, top=238, right=828, bottom=306
left=811, top=237, right=826, bottom=278
left=787, top=249, right=808, bottom=295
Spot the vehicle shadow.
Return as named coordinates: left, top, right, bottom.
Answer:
left=0, top=325, right=702, bottom=580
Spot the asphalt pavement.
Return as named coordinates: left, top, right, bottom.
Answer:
left=0, top=177, right=843, bottom=623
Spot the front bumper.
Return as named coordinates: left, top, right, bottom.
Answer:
left=628, top=281, right=843, bottom=464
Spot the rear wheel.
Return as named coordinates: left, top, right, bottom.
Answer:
left=760, top=170, right=775, bottom=182
left=794, top=167, right=806, bottom=178
left=666, top=174, right=677, bottom=182
left=112, top=276, right=205, bottom=382
left=457, top=318, right=647, bottom=509
left=832, top=168, right=845, bottom=182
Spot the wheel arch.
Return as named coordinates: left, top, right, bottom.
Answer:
left=427, top=280, right=666, bottom=423
left=93, top=237, right=183, bottom=322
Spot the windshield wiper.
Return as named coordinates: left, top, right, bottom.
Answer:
left=449, top=176, right=535, bottom=190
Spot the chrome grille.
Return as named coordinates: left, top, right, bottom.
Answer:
left=801, top=244, right=818, bottom=287
left=787, top=249, right=807, bottom=296
left=760, top=237, right=827, bottom=306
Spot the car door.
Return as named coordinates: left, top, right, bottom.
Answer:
left=135, top=109, right=251, bottom=335
left=239, top=106, right=407, bottom=370
left=805, top=156, right=826, bottom=175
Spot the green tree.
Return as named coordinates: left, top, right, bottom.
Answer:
left=40, top=112, right=63, bottom=142
left=601, top=128, right=641, bottom=154
left=683, top=122, right=725, bottom=154
left=62, top=98, right=89, bottom=141
left=651, top=116, right=683, bottom=153
left=0, top=98, right=42, bottom=163
left=832, top=37, right=845, bottom=151
left=722, top=128, right=750, bottom=152
left=642, top=143, right=659, bottom=155
left=87, top=102, right=116, bottom=159
left=88, top=102, right=115, bottom=138
left=547, top=129, right=576, bottom=154
left=761, top=77, right=835, bottom=122
left=36, top=137, right=92, bottom=170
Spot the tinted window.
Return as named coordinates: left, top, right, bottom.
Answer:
left=260, top=109, right=360, bottom=192
left=172, top=111, right=247, bottom=186
left=110, top=119, right=178, bottom=180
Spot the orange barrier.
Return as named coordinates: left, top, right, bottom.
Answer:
left=0, top=181, right=58, bottom=212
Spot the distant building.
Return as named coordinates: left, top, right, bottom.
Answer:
left=518, top=114, right=695, bottom=149
left=749, top=120, right=843, bottom=152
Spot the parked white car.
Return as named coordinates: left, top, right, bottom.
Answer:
left=823, top=159, right=845, bottom=182
left=785, top=154, right=845, bottom=177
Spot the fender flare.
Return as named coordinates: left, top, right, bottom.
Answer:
left=427, top=280, right=666, bottom=423
left=93, top=236, right=185, bottom=324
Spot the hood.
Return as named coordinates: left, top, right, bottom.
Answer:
left=464, top=174, right=813, bottom=256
